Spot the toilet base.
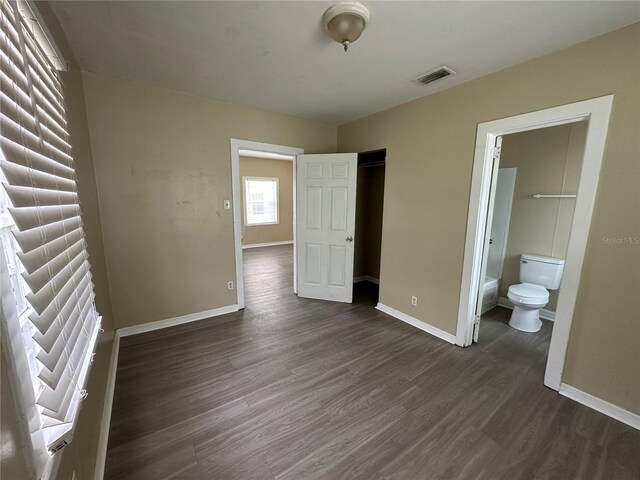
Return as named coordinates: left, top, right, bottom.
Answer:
left=508, top=305, right=542, bottom=333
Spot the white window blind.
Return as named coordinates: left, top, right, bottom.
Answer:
left=0, top=0, right=101, bottom=455
left=244, top=177, right=279, bottom=226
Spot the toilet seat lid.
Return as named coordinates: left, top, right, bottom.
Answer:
left=508, top=283, right=549, bottom=303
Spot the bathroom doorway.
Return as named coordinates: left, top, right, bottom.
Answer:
left=455, top=96, right=614, bottom=391
left=475, top=122, right=588, bottom=376
left=480, top=122, right=587, bottom=322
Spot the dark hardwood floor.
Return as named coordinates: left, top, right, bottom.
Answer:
left=104, top=245, right=640, bottom=479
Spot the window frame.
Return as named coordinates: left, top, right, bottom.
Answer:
left=243, top=176, right=280, bottom=226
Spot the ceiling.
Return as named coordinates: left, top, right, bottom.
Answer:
left=51, top=1, right=640, bottom=125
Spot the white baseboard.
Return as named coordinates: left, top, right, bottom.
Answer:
left=93, top=333, right=120, bottom=480
left=497, top=296, right=556, bottom=321
left=376, top=303, right=456, bottom=344
left=560, top=384, right=640, bottom=430
left=353, top=275, right=380, bottom=285
left=117, top=304, right=240, bottom=337
left=242, top=240, right=293, bottom=249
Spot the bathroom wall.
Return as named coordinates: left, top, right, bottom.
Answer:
left=499, top=122, right=587, bottom=311
left=239, top=156, right=293, bottom=246
left=354, top=164, right=385, bottom=280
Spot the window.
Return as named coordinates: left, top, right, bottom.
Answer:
left=244, top=177, right=279, bottom=225
left=0, top=0, right=101, bottom=473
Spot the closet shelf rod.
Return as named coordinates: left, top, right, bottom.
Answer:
left=532, top=194, right=577, bottom=199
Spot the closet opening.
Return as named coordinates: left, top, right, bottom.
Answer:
left=354, top=149, right=386, bottom=303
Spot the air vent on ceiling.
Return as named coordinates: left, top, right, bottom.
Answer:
left=412, top=66, right=456, bottom=86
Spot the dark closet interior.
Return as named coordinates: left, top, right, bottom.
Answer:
left=354, top=149, right=386, bottom=298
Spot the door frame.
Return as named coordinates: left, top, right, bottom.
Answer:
left=230, top=139, right=304, bottom=308
left=455, top=95, right=613, bottom=391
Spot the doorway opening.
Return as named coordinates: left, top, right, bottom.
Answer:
left=239, top=149, right=296, bottom=307
left=230, top=140, right=304, bottom=309
left=354, top=149, right=386, bottom=303
left=293, top=149, right=388, bottom=304
left=478, top=122, right=588, bottom=374
left=232, top=143, right=388, bottom=309
left=455, top=96, right=613, bottom=392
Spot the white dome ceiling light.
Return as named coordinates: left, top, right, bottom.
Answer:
left=323, top=2, right=371, bottom=52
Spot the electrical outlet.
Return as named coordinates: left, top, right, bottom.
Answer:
left=227, top=281, right=234, bottom=290
left=224, top=199, right=231, bottom=210
left=411, top=296, right=418, bottom=307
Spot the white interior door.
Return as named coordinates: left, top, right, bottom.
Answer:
left=296, top=153, right=358, bottom=303
left=473, top=136, right=502, bottom=342
left=485, top=168, right=517, bottom=280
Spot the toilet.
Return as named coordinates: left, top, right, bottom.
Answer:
left=507, top=254, right=565, bottom=332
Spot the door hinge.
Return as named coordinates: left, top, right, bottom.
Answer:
left=474, top=314, right=480, bottom=325
left=492, top=145, right=501, bottom=160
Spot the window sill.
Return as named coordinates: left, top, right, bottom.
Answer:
left=245, top=222, right=280, bottom=227
left=40, top=315, right=102, bottom=453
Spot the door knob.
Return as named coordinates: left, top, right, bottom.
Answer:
left=346, top=236, right=353, bottom=243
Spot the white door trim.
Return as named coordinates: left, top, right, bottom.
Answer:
left=230, top=139, right=304, bottom=308
left=455, top=95, right=614, bottom=392
left=473, top=135, right=502, bottom=343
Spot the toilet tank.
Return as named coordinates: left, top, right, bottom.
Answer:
left=519, top=254, right=565, bottom=290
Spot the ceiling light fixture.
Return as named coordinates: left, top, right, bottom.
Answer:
left=323, top=2, right=370, bottom=52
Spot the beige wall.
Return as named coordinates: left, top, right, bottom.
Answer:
left=337, top=24, right=640, bottom=414
left=239, top=156, right=293, bottom=245
left=354, top=165, right=385, bottom=279
left=1, top=3, right=116, bottom=480
left=81, top=72, right=336, bottom=329
left=499, top=122, right=587, bottom=311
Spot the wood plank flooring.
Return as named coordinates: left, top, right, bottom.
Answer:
left=104, top=245, right=640, bottom=479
